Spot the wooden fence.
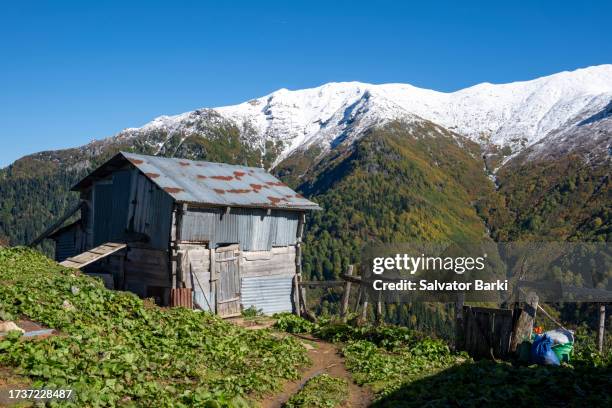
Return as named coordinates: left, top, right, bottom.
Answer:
left=296, top=266, right=609, bottom=358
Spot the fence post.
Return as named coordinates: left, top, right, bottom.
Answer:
left=599, top=304, right=606, bottom=354
left=455, top=292, right=465, bottom=351
left=298, top=282, right=317, bottom=321
left=375, top=291, right=383, bottom=325
left=354, top=286, right=363, bottom=314
left=359, top=290, right=369, bottom=324
left=510, top=291, right=538, bottom=352
left=341, top=265, right=354, bottom=322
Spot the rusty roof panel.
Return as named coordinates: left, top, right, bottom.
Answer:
left=109, top=152, right=320, bottom=210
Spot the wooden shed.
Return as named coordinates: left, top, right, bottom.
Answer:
left=43, top=152, right=320, bottom=317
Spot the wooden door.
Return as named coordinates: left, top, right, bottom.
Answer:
left=461, top=306, right=513, bottom=359
left=180, top=246, right=212, bottom=312
left=93, top=183, right=113, bottom=246
left=214, top=244, right=241, bottom=317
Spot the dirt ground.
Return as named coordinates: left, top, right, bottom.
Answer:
left=0, top=320, right=55, bottom=407
left=0, top=367, right=31, bottom=407
left=254, top=333, right=373, bottom=408
left=227, top=316, right=276, bottom=331
left=1, top=318, right=372, bottom=407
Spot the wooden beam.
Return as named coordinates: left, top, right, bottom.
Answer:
left=375, top=290, right=383, bottom=325
left=341, top=274, right=396, bottom=285
left=176, top=251, right=185, bottom=288
left=455, top=292, right=465, bottom=351
left=297, top=213, right=306, bottom=242
left=360, top=290, right=369, bottom=324
left=299, top=281, right=344, bottom=287
left=29, top=202, right=83, bottom=247
left=210, top=247, right=216, bottom=314
left=341, top=265, right=354, bottom=322
left=59, top=242, right=127, bottom=269
left=296, top=243, right=309, bottom=317
left=354, top=286, right=363, bottom=315
left=341, top=274, right=363, bottom=285
left=297, top=273, right=307, bottom=316
left=298, top=276, right=316, bottom=321
left=292, top=274, right=301, bottom=315
left=294, top=213, right=306, bottom=316
left=598, top=304, right=606, bottom=354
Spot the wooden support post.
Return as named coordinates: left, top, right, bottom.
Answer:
left=299, top=277, right=307, bottom=314
left=295, top=243, right=309, bottom=318
left=292, top=274, right=301, bottom=315
left=209, top=247, right=216, bottom=314
left=28, top=201, right=83, bottom=247
left=296, top=276, right=304, bottom=315
left=299, top=282, right=316, bottom=322
left=375, top=291, right=383, bottom=325
left=455, top=292, right=465, bottom=351
left=341, top=265, right=354, bottom=322
left=598, top=304, right=606, bottom=354
left=510, top=291, right=538, bottom=352
left=170, top=203, right=182, bottom=290
left=355, top=286, right=363, bottom=314
left=360, top=289, right=369, bottom=324
left=295, top=213, right=308, bottom=318
left=176, top=251, right=185, bottom=288
left=300, top=278, right=310, bottom=317
left=118, top=253, right=125, bottom=290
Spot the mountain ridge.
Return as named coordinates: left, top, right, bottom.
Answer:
left=80, top=64, right=610, bottom=171
left=5, top=65, right=611, bottom=172
left=1, top=65, right=610, bottom=252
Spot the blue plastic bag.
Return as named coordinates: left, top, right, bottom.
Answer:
left=530, top=334, right=560, bottom=365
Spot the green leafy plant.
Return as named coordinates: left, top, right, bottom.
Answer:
left=341, top=338, right=465, bottom=397
left=241, top=306, right=264, bottom=318
left=284, top=374, right=348, bottom=408
left=572, top=325, right=612, bottom=368
left=0, top=247, right=309, bottom=407
left=274, top=313, right=316, bottom=334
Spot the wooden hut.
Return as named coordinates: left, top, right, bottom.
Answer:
left=44, top=152, right=320, bottom=317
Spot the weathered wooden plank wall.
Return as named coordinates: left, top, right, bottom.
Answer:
left=461, top=306, right=514, bottom=359
left=241, top=246, right=296, bottom=277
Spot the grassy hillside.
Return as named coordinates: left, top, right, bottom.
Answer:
left=491, top=153, right=611, bottom=242
left=275, top=121, right=501, bottom=333
left=280, top=121, right=498, bottom=282
left=274, top=314, right=612, bottom=408
left=0, top=248, right=308, bottom=407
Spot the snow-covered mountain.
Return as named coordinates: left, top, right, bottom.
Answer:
left=114, top=65, right=612, bottom=167
left=3, top=66, right=610, bottom=249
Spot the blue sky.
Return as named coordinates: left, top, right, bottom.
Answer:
left=1, top=1, right=611, bottom=167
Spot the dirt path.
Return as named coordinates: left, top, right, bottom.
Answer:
left=258, top=334, right=373, bottom=408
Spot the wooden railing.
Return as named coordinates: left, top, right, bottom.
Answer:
left=295, top=266, right=609, bottom=356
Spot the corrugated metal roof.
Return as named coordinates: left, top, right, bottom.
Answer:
left=73, top=152, right=320, bottom=211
